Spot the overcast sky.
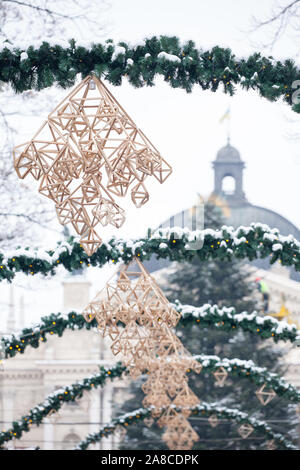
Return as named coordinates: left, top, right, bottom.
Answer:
left=2, top=0, right=300, bottom=329
left=104, top=0, right=300, bottom=238
left=12, top=0, right=300, bottom=241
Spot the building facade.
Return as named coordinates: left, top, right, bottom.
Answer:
left=0, top=278, right=129, bottom=450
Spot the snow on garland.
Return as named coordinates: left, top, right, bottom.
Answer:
left=3, top=305, right=298, bottom=397
left=74, top=403, right=297, bottom=450
left=192, top=355, right=300, bottom=403
left=16, top=340, right=300, bottom=398
left=177, top=302, right=300, bottom=344
left=1, top=223, right=300, bottom=282
left=0, top=363, right=126, bottom=447
left=0, top=36, right=299, bottom=113
left=2, top=301, right=300, bottom=360
left=1, top=357, right=298, bottom=449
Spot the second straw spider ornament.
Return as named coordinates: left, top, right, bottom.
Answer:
left=82, top=258, right=202, bottom=450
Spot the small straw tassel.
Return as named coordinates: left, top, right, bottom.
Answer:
left=14, top=75, right=172, bottom=255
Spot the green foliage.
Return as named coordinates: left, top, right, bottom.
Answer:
left=0, top=363, right=127, bottom=448
left=165, top=259, right=255, bottom=312
left=1, top=43, right=299, bottom=450
left=1, top=353, right=299, bottom=449
left=1, top=221, right=300, bottom=282
left=163, top=204, right=255, bottom=311
left=111, top=404, right=297, bottom=452
left=3, top=301, right=300, bottom=360
left=117, top=204, right=299, bottom=450
left=0, top=36, right=298, bottom=111
left=177, top=303, right=300, bottom=344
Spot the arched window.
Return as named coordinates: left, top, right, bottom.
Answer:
left=62, top=432, right=81, bottom=450
left=221, top=175, right=236, bottom=195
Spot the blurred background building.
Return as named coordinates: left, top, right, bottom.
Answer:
left=0, top=277, right=129, bottom=450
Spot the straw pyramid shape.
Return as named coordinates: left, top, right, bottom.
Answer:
left=142, top=329, right=201, bottom=449
left=82, top=258, right=201, bottom=449
left=161, top=413, right=199, bottom=451
left=13, top=76, right=172, bottom=255
left=213, top=366, right=228, bottom=387
left=255, top=383, right=276, bottom=406
left=82, top=258, right=181, bottom=375
left=238, top=423, right=254, bottom=439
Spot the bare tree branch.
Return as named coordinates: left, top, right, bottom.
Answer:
left=250, top=0, right=300, bottom=50
left=253, top=0, right=300, bottom=28
left=0, top=212, right=60, bottom=232
left=0, top=1, right=110, bottom=248
left=2, top=0, right=71, bottom=19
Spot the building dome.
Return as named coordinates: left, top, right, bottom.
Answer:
left=216, top=141, right=241, bottom=162
left=143, top=138, right=300, bottom=281
left=226, top=204, right=300, bottom=238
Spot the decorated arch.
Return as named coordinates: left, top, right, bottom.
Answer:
left=1, top=33, right=300, bottom=451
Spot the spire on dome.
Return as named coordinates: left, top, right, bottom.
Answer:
left=212, top=139, right=246, bottom=204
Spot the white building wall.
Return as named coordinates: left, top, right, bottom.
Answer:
left=0, top=276, right=128, bottom=450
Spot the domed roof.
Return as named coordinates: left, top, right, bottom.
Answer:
left=216, top=141, right=241, bottom=162
left=144, top=201, right=300, bottom=280
left=226, top=203, right=300, bottom=240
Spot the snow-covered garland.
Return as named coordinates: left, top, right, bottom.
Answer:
left=3, top=304, right=299, bottom=398
left=2, top=301, right=300, bottom=360
left=192, top=355, right=300, bottom=403
left=1, top=36, right=299, bottom=112
left=0, top=360, right=297, bottom=450
left=74, top=403, right=297, bottom=451
left=177, top=302, right=300, bottom=344
left=1, top=223, right=300, bottom=282
left=0, top=363, right=127, bottom=448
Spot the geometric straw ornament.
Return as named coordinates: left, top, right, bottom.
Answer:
left=237, top=423, right=254, bottom=439
left=208, top=414, right=219, bottom=428
left=82, top=257, right=201, bottom=450
left=142, top=329, right=202, bottom=409
left=255, top=383, right=276, bottom=406
left=212, top=366, right=228, bottom=387
left=161, top=413, right=199, bottom=451
left=14, top=76, right=172, bottom=255
left=141, top=325, right=202, bottom=450
left=82, top=257, right=181, bottom=377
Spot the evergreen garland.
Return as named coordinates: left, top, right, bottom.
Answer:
left=2, top=302, right=299, bottom=360
left=74, top=403, right=297, bottom=450
left=1, top=36, right=300, bottom=112
left=1, top=223, right=300, bottom=282
left=177, top=302, right=300, bottom=344
left=1, top=41, right=299, bottom=450
left=1, top=356, right=299, bottom=449
left=192, top=355, right=300, bottom=403
left=0, top=363, right=127, bottom=448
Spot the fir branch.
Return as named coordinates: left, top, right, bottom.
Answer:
left=0, top=357, right=298, bottom=449
left=74, top=403, right=297, bottom=450
left=0, top=363, right=127, bottom=447
left=0, top=36, right=298, bottom=110
left=0, top=223, right=300, bottom=283
left=2, top=302, right=299, bottom=361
